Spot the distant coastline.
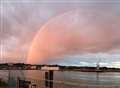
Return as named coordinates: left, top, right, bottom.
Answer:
left=0, top=63, right=120, bottom=72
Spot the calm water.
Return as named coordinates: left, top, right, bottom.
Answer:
left=0, top=70, right=120, bottom=86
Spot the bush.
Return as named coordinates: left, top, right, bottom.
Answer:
left=0, top=78, right=8, bottom=87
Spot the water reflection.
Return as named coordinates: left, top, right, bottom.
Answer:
left=0, top=70, right=120, bottom=85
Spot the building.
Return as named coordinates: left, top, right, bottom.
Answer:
left=41, top=66, right=59, bottom=71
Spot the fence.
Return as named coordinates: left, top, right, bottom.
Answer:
left=16, top=70, right=120, bottom=88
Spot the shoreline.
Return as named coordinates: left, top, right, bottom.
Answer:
left=0, top=69, right=120, bottom=72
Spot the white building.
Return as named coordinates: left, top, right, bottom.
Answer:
left=41, top=66, right=59, bottom=71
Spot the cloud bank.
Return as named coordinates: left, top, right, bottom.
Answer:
left=1, top=0, right=120, bottom=67
left=28, top=9, right=120, bottom=65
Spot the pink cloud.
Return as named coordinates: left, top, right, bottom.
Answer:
left=27, top=9, right=120, bottom=64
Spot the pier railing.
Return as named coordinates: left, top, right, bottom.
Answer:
left=17, top=77, right=120, bottom=88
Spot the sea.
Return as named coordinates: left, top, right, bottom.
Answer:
left=0, top=70, right=120, bottom=87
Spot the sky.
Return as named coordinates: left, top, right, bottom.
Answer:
left=0, top=0, right=120, bottom=68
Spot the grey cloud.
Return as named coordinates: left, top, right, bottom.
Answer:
left=48, top=53, right=120, bottom=67
left=1, top=0, right=120, bottom=63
